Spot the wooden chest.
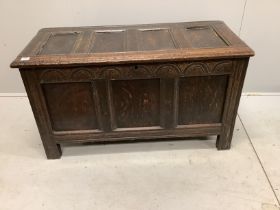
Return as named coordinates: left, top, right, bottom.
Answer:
left=11, top=21, right=254, bottom=159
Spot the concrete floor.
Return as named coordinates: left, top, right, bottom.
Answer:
left=0, top=96, right=279, bottom=210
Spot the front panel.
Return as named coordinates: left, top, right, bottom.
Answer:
left=112, top=79, right=160, bottom=128
left=178, top=75, right=228, bottom=125
left=37, top=60, right=233, bottom=141
left=42, top=82, right=98, bottom=131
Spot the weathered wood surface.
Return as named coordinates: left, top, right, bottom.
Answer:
left=11, top=21, right=254, bottom=68
left=11, top=21, right=254, bottom=159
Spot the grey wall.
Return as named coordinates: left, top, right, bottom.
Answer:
left=240, top=0, right=280, bottom=92
left=0, top=0, right=279, bottom=93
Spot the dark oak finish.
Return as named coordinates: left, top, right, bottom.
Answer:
left=178, top=75, right=228, bottom=125
left=42, top=82, right=98, bottom=131
left=112, top=79, right=160, bottom=128
left=11, top=21, right=254, bottom=159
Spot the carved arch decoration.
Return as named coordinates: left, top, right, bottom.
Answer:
left=40, top=69, right=65, bottom=82
left=155, top=64, right=180, bottom=78
left=213, top=61, right=232, bottom=73
left=70, top=68, right=93, bottom=80
left=99, top=67, right=122, bottom=79
left=183, top=62, right=209, bottom=75
left=128, top=65, right=154, bottom=78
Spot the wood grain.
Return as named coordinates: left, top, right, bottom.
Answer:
left=42, top=82, right=98, bottom=131
left=10, top=21, right=254, bottom=68
left=178, top=75, right=228, bottom=124
left=112, top=79, right=160, bottom=128
left=13, top=21, right=254, bottom=159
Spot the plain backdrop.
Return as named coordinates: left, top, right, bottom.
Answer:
left=0, top=0, right=279, bottom=93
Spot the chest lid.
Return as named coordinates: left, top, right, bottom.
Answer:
left=10, top=21, right=254, bottom=68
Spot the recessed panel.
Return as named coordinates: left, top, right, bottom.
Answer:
left=184, top=26, right=228, bottom=48
left=112, top=79, right=160, bottom=128
left=138, top=28, right=175, bottom=51
left=43, top=82, right=98, bottom=131
left=91, top=30, right=126, bottom=53
left=39, top=33, right=78, bottom=55
left=178, top=75, right=228, bottom=124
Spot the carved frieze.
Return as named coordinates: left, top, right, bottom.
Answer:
left=39, top=60, right=233, bottom=82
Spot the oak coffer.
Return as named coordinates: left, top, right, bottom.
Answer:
left=11, top=21, right=254, bottom=159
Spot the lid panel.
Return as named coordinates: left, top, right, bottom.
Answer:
left=39, top=32, right=79, bottom=55
left=91, top=30, right=126, bottom=53
left=137, top=28, right=176, bottom=51
left=10, top=21, right=254, bottom=68
left=184, top=26, right=228, bottom=48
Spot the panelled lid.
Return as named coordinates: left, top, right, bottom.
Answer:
left=10, top=21, right=254, bottom=68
